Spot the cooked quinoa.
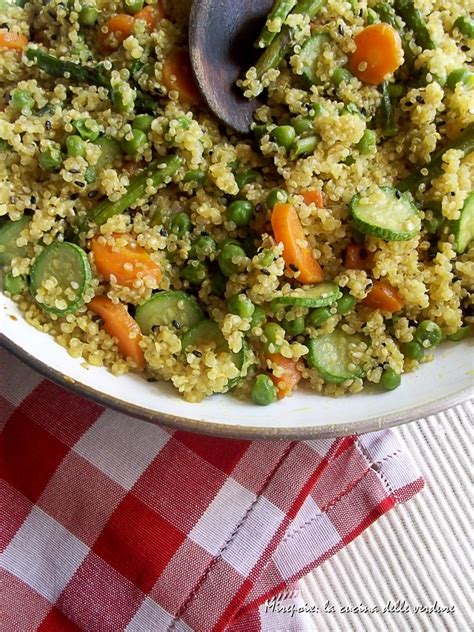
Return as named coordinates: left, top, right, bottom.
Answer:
left=0, top=0, right=472, bottom=404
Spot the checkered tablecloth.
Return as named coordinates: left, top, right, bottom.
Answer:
left=0, top=348, right=423, bottom=631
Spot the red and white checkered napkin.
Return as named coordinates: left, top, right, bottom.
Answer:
left=0, top=348, right=423, bottom=632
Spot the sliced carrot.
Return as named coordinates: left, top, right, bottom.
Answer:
left=98, top=14, right=135, bottom=51
left=348, top=23, right=403, bottom=85
left=362, top=280, right=404, bottom=312
left=266, top=354, right=302, bottom=399
left=91, top=233, right=162, bottom=288
left=162, top=49, right=202, bottom=106
left=0, top=32, right=28, bottom=53
left=301, top=189, right=324, bottom=208
left=344, top=243, right=374, bottom=270
left=88, top=295, right=145, bottom=369
left=134, top=3, right=165, bottom=30
left=271, top=202, right=324, bottom=284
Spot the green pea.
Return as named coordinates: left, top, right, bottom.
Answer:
left=3, top=272, right=26, bottom=295
left=454, top=16, right=474, bottom=38
left=181, top=260, right=208, bottom=286
left=266, top=188, right=288, bottom=209
left=124, top=0, right=143, bottom=14
left=292, top=116, right=313, bottom=136
left=308, top=103, right=326, bottom=118
left=121, top=128, right=147, bottom=155
left=356, top=129, right=377, bottom=155
left=332, top=67, right=353, bottom=86
left=250, top=305, right=266, bottom=329
left=66, top=134, right=86, bottom=158
left=281, top=316, right=305, bottom=336
left=380, top=367, right=401, bottom=391
left=218, top=243, right=247, bottom=277
left=132, top=114, right=154, bottom=133
left=170, top=212, right=192, bottom=237
left=189, top=235, right=216, bottom=260
left=415, top=320, right=443, bottom=348
left=251, top=374, right=277, bottom=406
left=183, top=169, right=206, bottom=185
left=263, top=322, right=285, bottom=352
left=228, top=293, right=255, bottom=319
left=447, top=326, right=470, bottom=342
left=78, top=6, right=98, bottom=25
left=227, top=200, right=253, bottom=227
left=307, top=306, right=332, bottom=327
left=290, top=134, right=319, bottom=160
left=210, top=269, right=227, bottom=297
left=447, top=68, right=474, bottom=91
left=235, top=169, right=259, bottom=190
left=401, top=340, right=424, bottom=361
left=252, top=124, right=268, bottom=140
left=336, top=293, right=357, bottom=315
left=11, top=89, right=34, bottom=112
left=73, top=118, right=100, bottom=141
left=39, top=143, right=64, bottom=171
left=271, top=125, right=296, bottom=150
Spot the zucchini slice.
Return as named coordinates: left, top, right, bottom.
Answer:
left=307, top=330, right=365, bottom=384
left=0, top=217, right=30, bottom=266
left=30, top=242, right=91, bottom=315
left=135, top=290, right=204, bottom=335
left=300, top=33, right=331, bottom=85
left=351, top=187, right=421, bottom=240
left=451, top=191, right=474, bottom=253
left=271, top=282, right=341, bottom=309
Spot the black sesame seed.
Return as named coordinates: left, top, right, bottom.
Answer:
left=193, top=350, right=202, bottom=358
left=172, top=319, right=181, bottom=329
left=87, top=190, right=98, bottom=198
left=45, top=120, right=52, bottom=130
left=74, top=181, right=85, bottom=188
left=201, top=230, right=209, bottom=236
left=9, top=195, right=16, bottom=204
left=0, top=24, right=9, bottom=30
left=395, top=190, right=402, bottom=199
left=30, top=195, right=37, bottom=204
left=147, top=377, right=157, bottom=383
left=289, top=263, right=299, bottom=272
left=461, top=45, right=469, bottom=52
left=70, top=168, right=80, bottom=174
left=261, top=268, right=270, bottom=275
left=159, top=228, right=168, bottom=236
left=416, top=96, right=424, bottom=104
left=338, top=24, right=345, bottom=35
left=70, top=193, right=80, bottom=200
left=450, top=191, right=456, bottom=196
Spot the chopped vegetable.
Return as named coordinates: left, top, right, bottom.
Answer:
left=162, top=49, right=202, bottom=106
left=393, top=0, right=436, bottom=50
left=446, top=68, right=474, bottom=91
left=453, top=16, right=474, bottom=38
left=362, top=280, right=404, bottom=312
left=451, top=192, right=474, bottom=254
left=307, top=330, right=365, bottom=383
left=415, top=320, right=443, bottom=348
left=271, top=282, right=341, bottom=308
left=350, top=186, right=421, bottom=241
left=301, top=189, right=324, bottom=208
left=251, top=374, right=278, bottom=405
left=0, top=217, right=29, bottom=266
left=30, top=242, right=92, bottom=315
left=256, top=0, right=297, bottom=49
left=266, top=353, right=302, bottom=398
left=299, top=33, right=330, bottom=85
left=348, top=23, right=403, bottom=85
left=373, top=2, right=416, bottom=71
left=380, top=367, right=401, bottom=390
left=3, top=272, right=26, bottom=295
left=379, top=81, right=398, bottom=137
left=91, top=234, right=162, bottom=288
left=99, top=14, right=135, bottom=51
left=344, top=243, right=374, bottom=270
left=134, top=4, right=165, bottom=30
left=271, top=202, right=324, bottom=283
left=88, top=295, right=145, bottom=369
left=0, top=32, right=28, bottom=52
left=135, top=290, right=204, bottom=335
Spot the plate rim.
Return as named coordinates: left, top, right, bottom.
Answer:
left=1, top=331, right=472, bottom=439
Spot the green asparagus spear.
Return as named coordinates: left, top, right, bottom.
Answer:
left=393, top=0, right=436, bottom=51
left=25, top=47, right=159, bottom=115
left=88, top=155, right=182, bottom=226
left=374, top=2, right=416, bottom=71
left=256, top=0, right=297, bottom=49
left=379, top=81, right=398, bottom=137
left=399, top=123, right=474, bottom=193
left=253, top=0, right=326, bottom=83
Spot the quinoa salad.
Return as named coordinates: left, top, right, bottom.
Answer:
left=0, top=0, right=472, bottom=405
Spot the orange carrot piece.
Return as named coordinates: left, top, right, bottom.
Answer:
left=344, top=243, right=374, bottom=270
left=91, top=233, right=162, bottom=288
left=348, top=23, right=403, bottom=85
left=0, top=32, right=28, bottom=53
left=98, top=14, right=135, bottom=51
left=134, top=3, right=165, bottom=30
left=266, top=354, right=302, bottom=399
left=362, top=280, right=404, bottom=312
left=301, top=189, right=324, bottom=208
left=88, top=295, right=145, bottom=369
left=271, top=202, right=324, bottom=284
left=162, top=49, right=202, bottom=106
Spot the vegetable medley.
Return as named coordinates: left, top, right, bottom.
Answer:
left=0, top=0, right=472, bottom=405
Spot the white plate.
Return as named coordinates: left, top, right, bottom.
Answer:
left=1, top=293, right=472, bottom=438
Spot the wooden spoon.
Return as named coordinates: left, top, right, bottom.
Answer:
left=189, top=0, right=274, bottom=134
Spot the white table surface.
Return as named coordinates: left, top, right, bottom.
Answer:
left=299, top=400, right=473, bottom=631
